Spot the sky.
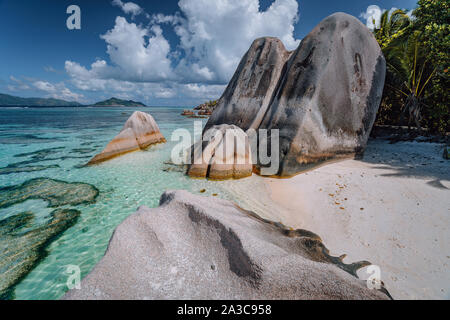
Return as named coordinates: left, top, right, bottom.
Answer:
left=0, top=0, right=418, bottom=106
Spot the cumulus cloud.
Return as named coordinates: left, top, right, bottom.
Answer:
left=32, top=80, right=84, bottom=102
left=64, top=0, right=300, bottom=103
left=112, top=0, right=142, bottom=18
left=172, top=0, right=300, bottom=83
left=101, top=17, right=174, bottom=81
left=65, top=17, right=174, bottom=87
left=360, top=5, right=413, bottom=30
left=360, top=5, right=384, bottom=30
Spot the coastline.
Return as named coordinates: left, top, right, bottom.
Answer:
left=221, top=138, right=450, bottom=299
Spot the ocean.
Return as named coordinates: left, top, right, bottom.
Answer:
left=0, top=106, right=243, bottom=300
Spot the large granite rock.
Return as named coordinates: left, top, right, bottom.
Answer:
left=206, top=12, right=386, bottom=177
left=88, top=111, right=165, bottom=165
left=207, top=37, right=292, bottom=131
left=64, top=190, right=389, bottom=300
left=187, top=124, right=252, bottom=180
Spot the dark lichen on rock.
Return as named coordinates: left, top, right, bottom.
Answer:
left=0, top=178, right=99, bottom=209
left=205, top=13, right=386, bottom=177
left=0, top=164, right=60, bottom=175
left=0, top=177, right=99, bottom=299
left=0, top=209, right=81, bottom=299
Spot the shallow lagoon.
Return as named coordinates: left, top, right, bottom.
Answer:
left=0, top=106, right=244, bottom=300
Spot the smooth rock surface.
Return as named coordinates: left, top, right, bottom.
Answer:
left=64, top=190, right=389, bottom=300
left=187, top=124, right=252, bottom=180
left=205, top=13, right=386, bottom=177
left=88, top=111, right=165, bottom=164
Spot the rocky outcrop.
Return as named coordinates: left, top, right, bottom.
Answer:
left=206, top=13, right=386, bottom=177
left=207, top=37, right=292, bottom=132
left=187, top=124, right=252, bottom=180
left=0, top=178, right=98, bottom=299
left=88, top=111, right=165, bottom=165
left=0, top=178, right=99, bottom=209
left=181, top=109, right=195, bottom=116
left=64, top=190, right=389, bottom=300
left=0, top=209, right=80, bottom=299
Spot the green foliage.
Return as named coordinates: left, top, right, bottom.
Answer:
left=93, top=97, right=146, bottom=107
left=206, top=100, right=218, bottom=107
left=374, top=0, right=449, bottom=134
left=374, top=9, right=411, bottom=48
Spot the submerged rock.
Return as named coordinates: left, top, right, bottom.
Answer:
left=0, top=178, right=99, bottom=209
left=187, top=124, right=252, bottom=180
left=0, top=209, right=81, bottom=299
left=14, top=147, right=65, bottom=160
left=0, top=164, right=59, bottom=175
left=205, top=13, right=386, bottom=177
left=88, top=111, right=166, bottom=165
left=64, top=190, right=389, bottom=300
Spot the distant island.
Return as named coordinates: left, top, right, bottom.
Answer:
left=92, top=97, right=146, bottom=107
left=0, top=93, right=82, bottom=107
left=0, top=93, right=147, bottom=108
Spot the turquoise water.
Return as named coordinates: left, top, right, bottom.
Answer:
left=0, top=106, right=241, bottom=300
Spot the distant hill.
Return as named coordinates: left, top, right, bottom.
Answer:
left=0, top=93, right=82, bottom=107
left=92, top=97, right=146, bottom=107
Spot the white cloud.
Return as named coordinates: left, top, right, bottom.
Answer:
left=112, top=0, right=142, bottom=18
left=32, top=80, right=84, bottom=102
left=7, top=76, right=30, bottom=91
left=65, top=17, right=174, bottom=85
left=33, top=80, right=55, bottom=92
left=360, top=5, right=384, bottom=30
left=64, top=0, right=301, bottom=103
left=44, top=66, right=58, bottom=73
left=102, top=19, right=174, bottom=81
left=172, top=0, right=300, bottom=83
left=181, top=83, right=226, bottom=99
left=360, top=5, right=412, bottom=30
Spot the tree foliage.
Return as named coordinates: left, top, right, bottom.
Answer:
left=374, top=0, right=449, bottom=134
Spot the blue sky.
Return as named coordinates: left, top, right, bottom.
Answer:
left=0, top=0, right=418, bottom=106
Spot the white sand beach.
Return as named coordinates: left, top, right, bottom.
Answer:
left=223, top=139, right=449, bottom=300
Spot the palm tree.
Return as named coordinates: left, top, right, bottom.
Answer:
left=373, top=9, right=411, bottom=49
left=383, top=30, right=437, bottom=130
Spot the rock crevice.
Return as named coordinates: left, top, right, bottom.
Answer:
left=64, top=190, right=390, bottom=300
left=205, top=13, right=386, bottom=177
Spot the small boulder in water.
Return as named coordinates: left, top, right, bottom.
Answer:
left=88, top=111, right=165, bottom=165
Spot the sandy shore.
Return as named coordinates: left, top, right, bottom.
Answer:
left=223, top=139, right=449, bottom=300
